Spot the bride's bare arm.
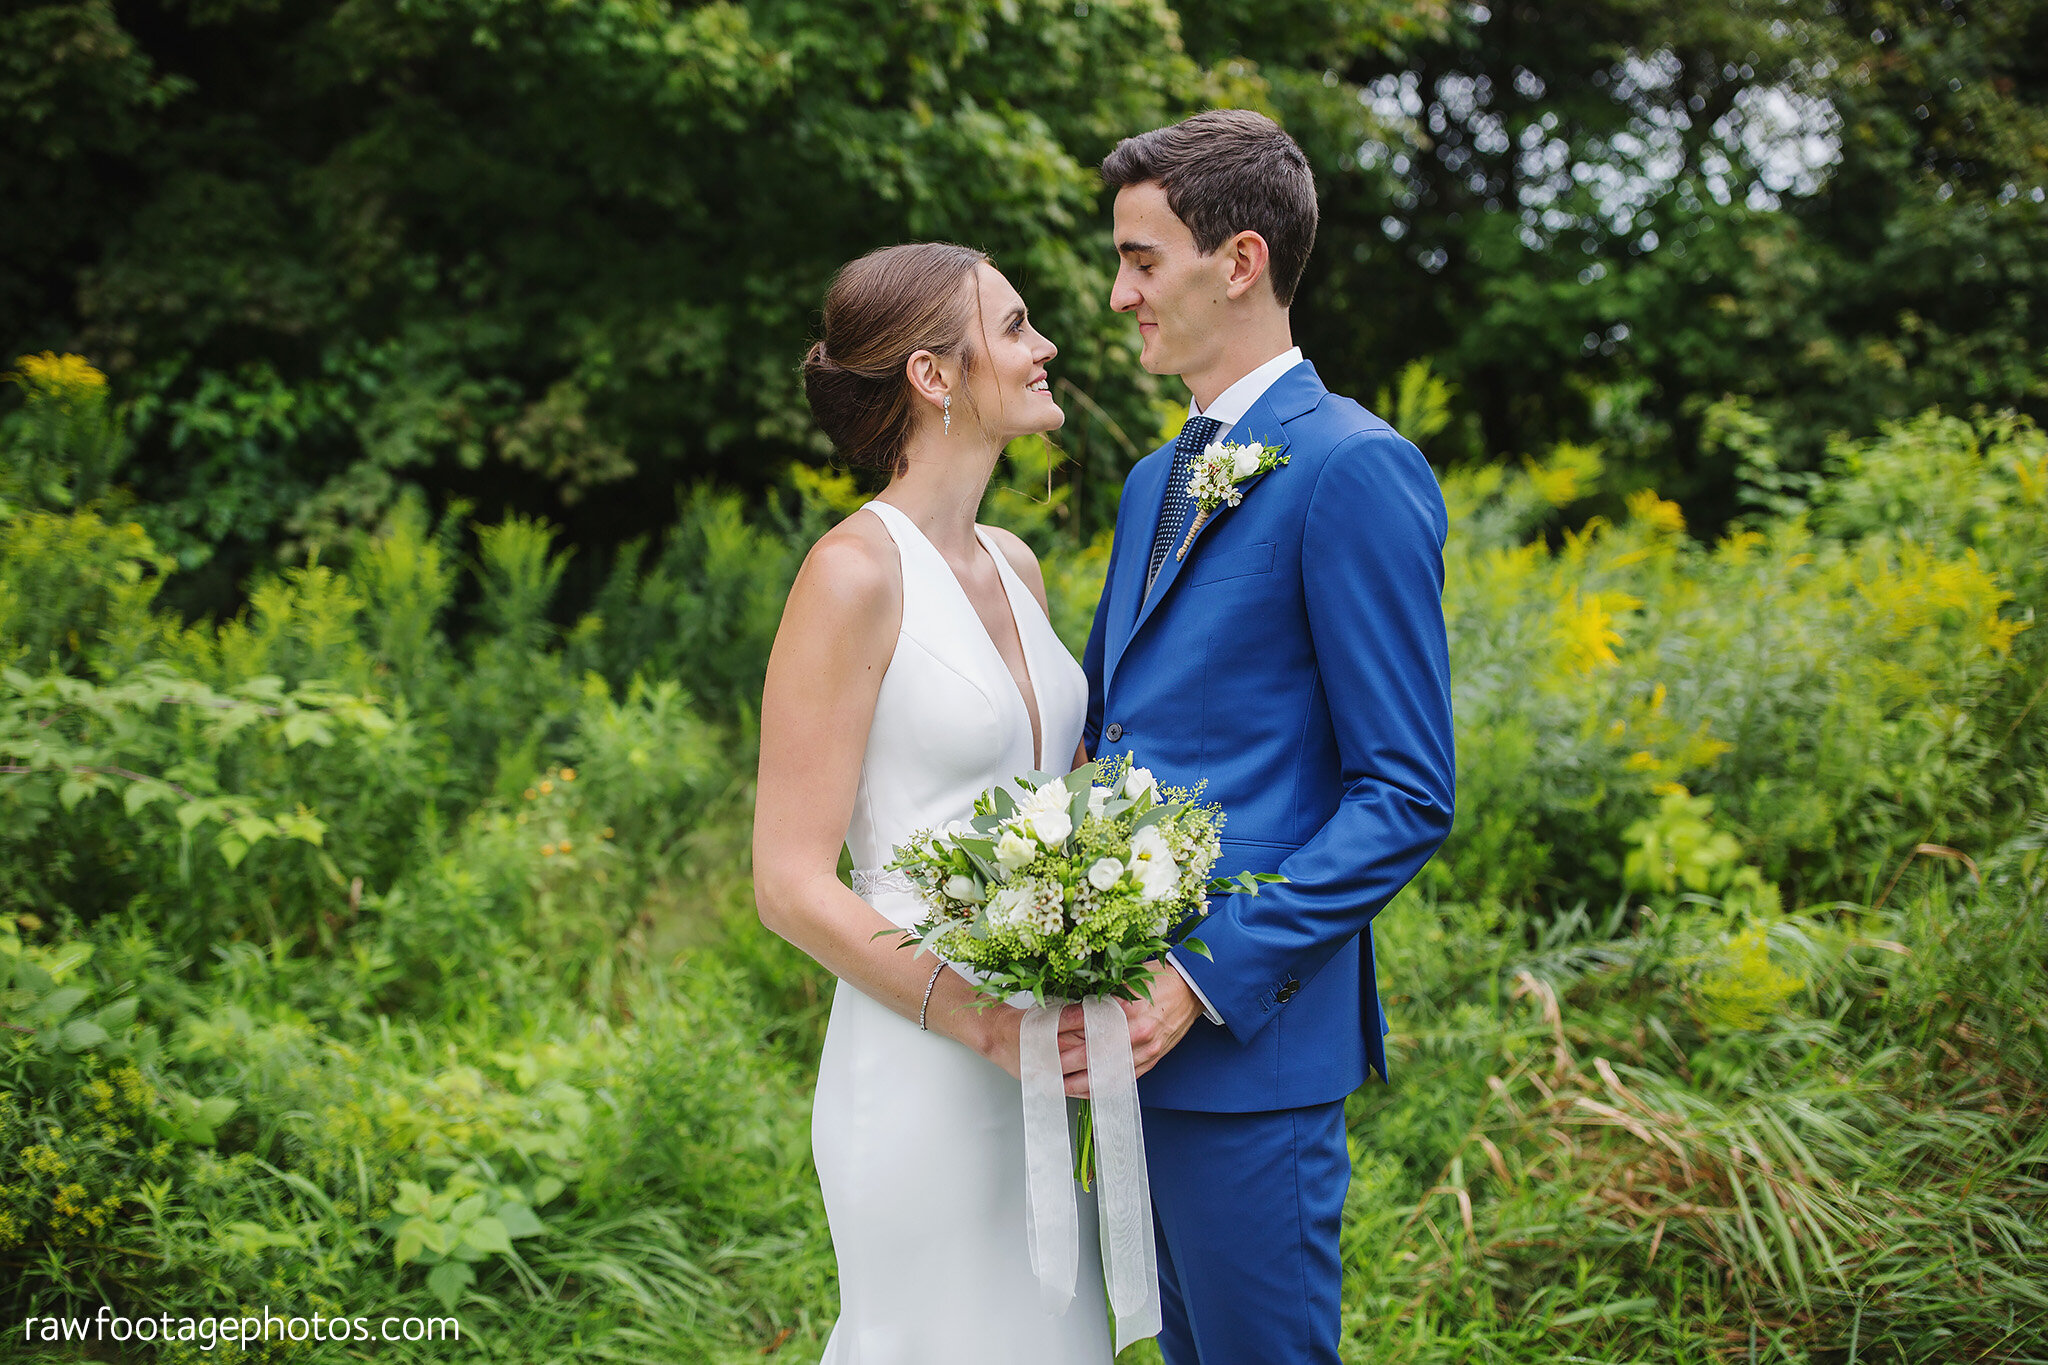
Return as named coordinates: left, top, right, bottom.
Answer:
left=754, top=518, right=1043, bottom=1080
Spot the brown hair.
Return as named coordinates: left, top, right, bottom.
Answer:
left=802, top=242, right=988, bottom=472
left=1101, top=109, right=1318, bottom=308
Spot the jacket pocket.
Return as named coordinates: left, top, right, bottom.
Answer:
left=1185, top=540, right=1276, bottom=587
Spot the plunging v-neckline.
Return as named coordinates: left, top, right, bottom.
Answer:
left=867, top=502, right=1047, bottom=772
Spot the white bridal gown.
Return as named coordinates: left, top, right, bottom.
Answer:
left=812, top=499, right=1110, bottom=1364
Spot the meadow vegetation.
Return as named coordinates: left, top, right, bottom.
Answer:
left=2, top=353, right=2044, bottom=1363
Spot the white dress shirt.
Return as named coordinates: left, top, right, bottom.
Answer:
left=1162, top=345, right=1305, bottom=1027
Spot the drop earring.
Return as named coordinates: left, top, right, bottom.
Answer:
left=943, top=395, right=951, bottom=435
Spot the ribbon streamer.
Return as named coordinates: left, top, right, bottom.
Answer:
left=1018, top=1000, right=1162, bottom=1352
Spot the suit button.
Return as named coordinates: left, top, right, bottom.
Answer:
left=1104, top=722, right=1124, bottom=742
left=1275, top=978, right=1299, bottom=1003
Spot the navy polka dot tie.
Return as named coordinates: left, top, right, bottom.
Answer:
left=1146, top=414, right=1221, bottom=598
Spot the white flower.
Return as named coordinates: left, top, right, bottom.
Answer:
left=1087, top=787, right=1109, bottom=819
left=1017, top=783, right=1073, bottom=847
left=1129, top=825, right=1179, bottom=902
left=1086, top=857, right=1125, bottom=891
left=995, top=827, right=1038, bottom=874
left=944, top=874, right=984, bottom=904
left=1230, top=443, right=1264, bottom=479
left=1121, top=766, right=1157, bottom=802
left=987, top=883, right=1031, bottom=929
left=942, top=819, right=972, bottom=839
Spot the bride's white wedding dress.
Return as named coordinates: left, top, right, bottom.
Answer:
left=812, top=499, right=1111, bottom=1364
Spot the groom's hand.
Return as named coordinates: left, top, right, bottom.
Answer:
left=1121, top=963, right=1203, bottom=1080
left=1058, top=965, right=1203, bottom=1097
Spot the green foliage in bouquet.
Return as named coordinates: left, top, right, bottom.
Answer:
left=887, top=755, right=1279, bottom=1005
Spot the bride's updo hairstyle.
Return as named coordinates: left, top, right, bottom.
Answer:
left=803, top=242, right=989, bottom=473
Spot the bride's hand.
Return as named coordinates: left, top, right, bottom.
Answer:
left=971, top=1002, right=1092, bottom=1097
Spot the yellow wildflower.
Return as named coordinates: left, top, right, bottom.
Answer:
left=559, top=767, right=576, bottom=782
left=9, top=351, right=107, bottom=399
left=20, top=1145, right=68, bottom=1178
left=1555, top=589, right=1639, bottom=673
left=1625, top=488, right=1687, bottom=536
left=539, top=779, right=554, bottom=795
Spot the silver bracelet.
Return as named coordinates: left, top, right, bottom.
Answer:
left=917, top=961, right=946, bottom=1031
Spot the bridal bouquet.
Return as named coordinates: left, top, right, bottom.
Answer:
left=887, top=753, right=1274, bottom=1007
left=887, top=754, right=1277, bottom=1179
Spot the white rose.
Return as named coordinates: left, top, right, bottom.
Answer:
left=995, top=827, right=1038, bottom=873
left=1029, top=808, right=1072, bottom=846
left=942, top=819, right=972, bottom=839
left=1087, top=787, right=1109, bottom=819
left=1230, top=443, right=1263, bottom=479
left=1086, top=857, right=1125, bottom=891
left=1013, top=783, right=1073, bottom=848
left=1121, top=766, right=1157, bottom=802
left=944, top=874, right=984, bottom=904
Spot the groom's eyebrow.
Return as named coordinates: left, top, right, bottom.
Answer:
left=1117, top=239, right=1160, bottom=257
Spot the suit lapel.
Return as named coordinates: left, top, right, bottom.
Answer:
left=1127, top=387, right=1293, bottom=640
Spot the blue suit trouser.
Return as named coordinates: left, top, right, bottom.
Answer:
left=1144, top=1099, right=1349, bottom=1365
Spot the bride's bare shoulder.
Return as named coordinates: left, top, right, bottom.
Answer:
left=787, top=506, right=902, bottom=627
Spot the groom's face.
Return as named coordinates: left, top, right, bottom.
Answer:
left=1110, top=181, right=1229, bottom=380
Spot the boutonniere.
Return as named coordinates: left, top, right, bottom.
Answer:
left=1178, top=439, right=1289, bottom=559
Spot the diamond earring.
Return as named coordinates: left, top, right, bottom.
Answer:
left=943, top=395, right=951, bottom=435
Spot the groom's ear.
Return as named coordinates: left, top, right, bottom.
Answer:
left=1218, top=230, right=1274, bottom=304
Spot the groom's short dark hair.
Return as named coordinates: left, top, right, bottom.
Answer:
left=1101, top=110, right=1319, bottom=307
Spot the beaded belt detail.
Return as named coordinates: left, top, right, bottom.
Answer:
left=850, top=866, right=915, bottom=899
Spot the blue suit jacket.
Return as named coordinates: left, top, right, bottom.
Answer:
left=1082, top=361, right=1455, bottom=1112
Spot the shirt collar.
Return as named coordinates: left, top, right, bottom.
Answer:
left=1188, top=346, right=1305, bottom=429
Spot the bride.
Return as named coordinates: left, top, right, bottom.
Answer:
left=752, top=242, right=1114, bottom=1363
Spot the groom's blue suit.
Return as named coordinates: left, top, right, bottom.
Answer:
left=1082, top=359, right=1455, bottom=1363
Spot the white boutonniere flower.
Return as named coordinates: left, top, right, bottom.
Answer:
left=1178, top=438, right=1289, bottom=559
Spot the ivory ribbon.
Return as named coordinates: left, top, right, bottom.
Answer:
left=1018, top=998, right=1162, bottom=1352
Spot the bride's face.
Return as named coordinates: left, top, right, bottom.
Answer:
left=960, top=263, right=1063, bottom=440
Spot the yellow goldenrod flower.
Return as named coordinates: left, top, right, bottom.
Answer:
left=1625, top=488, right=1687, bottom=536
left=1554, top=588, right=1638, bottom=673
left=9, top=350, right=107, bottom=399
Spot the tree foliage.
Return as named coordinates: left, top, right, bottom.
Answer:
left=4, top=0, right=2044, bottom=604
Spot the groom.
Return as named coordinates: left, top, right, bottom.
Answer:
left=1076, top=110, right=1456, bottom=1363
